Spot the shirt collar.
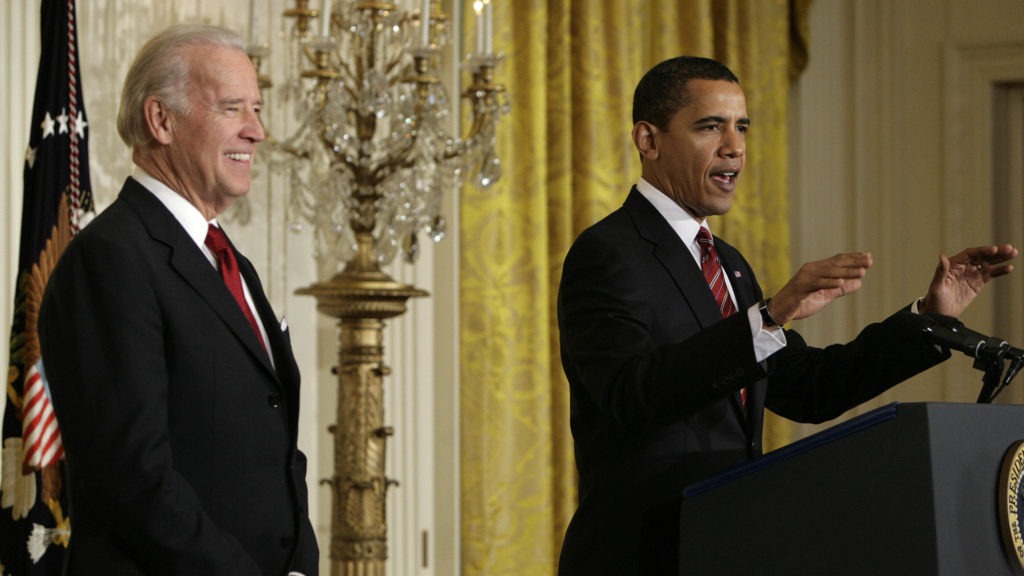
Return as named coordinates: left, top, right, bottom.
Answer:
left=635, top=177, right=710, bottom=250
left=132, top=167, right=219, bottom=251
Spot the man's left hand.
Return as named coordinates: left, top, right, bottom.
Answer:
left=919, top=244, right=1018, bottom=317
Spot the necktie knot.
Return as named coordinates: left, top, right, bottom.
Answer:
left=696, top=227, right=715, bottom=263
left=205, top=224, right=231, bottom=256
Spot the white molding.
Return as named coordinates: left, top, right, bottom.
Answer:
left=1, top=0, right=40, bottom=423
left=942, top=42, right=1024, bottom=249
left=993, top=85, right=1024, bottom=352
left=942, top=42, right=1024, bottom=403
left=431, top=4, right=463, bottom=574
left=383, top=2, right=463, bottom=573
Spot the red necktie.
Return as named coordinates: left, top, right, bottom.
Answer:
left=696, top=227, right=737, bottom=319
left=696, top=227, right=745, bottom=406
left=205, top=224, right=267, bottom=354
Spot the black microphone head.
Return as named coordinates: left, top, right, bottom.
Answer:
left=887, top=311, right=1009, bottom=360
left=898, top=311, right=978, bottom=356
left=921, top=312, right=964, bottom=332
left=924, top=312, right=1010, bottom=355
left=891, top=310, right=938, bottom=341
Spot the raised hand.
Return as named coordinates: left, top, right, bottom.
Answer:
left=767, top=252, right=874, bottom=325
left=919, top=244, right=1018, bottom=318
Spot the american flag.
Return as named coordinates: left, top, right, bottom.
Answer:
left=1, top=0, right=93, bottom=572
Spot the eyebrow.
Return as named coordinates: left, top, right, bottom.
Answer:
left=219, top=97, right=263, bottom=108
left=694, top=115, right=751, bottom=126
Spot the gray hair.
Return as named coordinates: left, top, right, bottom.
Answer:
left=116, top=24, right=246, bottom=149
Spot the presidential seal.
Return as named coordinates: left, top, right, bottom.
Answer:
left=999, top=440, right=1024, bottom=574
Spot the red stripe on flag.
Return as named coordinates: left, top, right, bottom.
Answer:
left=22, top=365, right=63, bottom=470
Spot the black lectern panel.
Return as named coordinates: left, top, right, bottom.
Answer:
left=678, top=403, right=1024, bottom=576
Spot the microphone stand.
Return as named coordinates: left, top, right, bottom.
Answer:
left=975, top=355, right=1006, bottom=404
left=975, top=348, right=1024, bottom=404
left=913, top=311, right=1024, bottom=403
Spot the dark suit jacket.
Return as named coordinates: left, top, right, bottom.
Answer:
left=39, top=178, right=318, bottom=575
left=556, top=188, right=946, bottom=576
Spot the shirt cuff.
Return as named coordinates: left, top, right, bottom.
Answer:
left=747, top=304, right=786, bottom=363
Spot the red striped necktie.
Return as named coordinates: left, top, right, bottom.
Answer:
left=696, top=227, right=736, bottom=319
left=696, top=227, right=745, bottom=407
left=205, top=224, right=267, bottom=355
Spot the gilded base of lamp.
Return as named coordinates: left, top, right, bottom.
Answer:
left=299, top=270, right=429, bottom=319
left=297, top=270, right=427, bottom=576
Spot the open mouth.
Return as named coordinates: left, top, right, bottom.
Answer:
left=711, top=171, right=738, bottom=185
left=225, top=153, right=252, bottom=162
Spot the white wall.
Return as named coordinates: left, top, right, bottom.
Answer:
left=789, top=0, right=1024, bottom=438
left=1, top=4, right=42, bottom=410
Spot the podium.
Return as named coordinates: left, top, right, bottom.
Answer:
left=678, top=402, right=1024, bottom=576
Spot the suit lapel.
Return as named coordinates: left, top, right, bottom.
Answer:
left=714, top=241, right=756, bottom=310
left=235, top=250, right=301, bottom=386
left=236, top=252, right=303, bottom=438
left=624, top=189, right=724, bottom=329
left=120, top=180, right=279, bottom=381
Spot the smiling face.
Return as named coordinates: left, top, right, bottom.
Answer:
left=143, top=44, right=265, bottom=218
left=634, top=79, right=748, bottom=222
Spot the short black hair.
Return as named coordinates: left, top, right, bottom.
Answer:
left=632, top=56, right=740, bottom=129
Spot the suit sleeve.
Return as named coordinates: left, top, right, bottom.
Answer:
left=766, top=308, right=950, bottom=423
left=39, top=232, right=263, bottom=575
left=558, top=227, right=766, bottom=433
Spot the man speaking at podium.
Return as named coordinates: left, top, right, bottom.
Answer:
left=556, top=55, right=1018, bottom=575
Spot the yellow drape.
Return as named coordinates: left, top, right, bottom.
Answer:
left=459, top=2, right=814, bottom=573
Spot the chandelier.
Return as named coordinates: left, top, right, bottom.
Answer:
left=255, top=0, right=507, bottom=268
left=246, top=1, right=507, bottom=573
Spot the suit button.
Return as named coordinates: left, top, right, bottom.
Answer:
left=268, top=394, right=282, bottom=408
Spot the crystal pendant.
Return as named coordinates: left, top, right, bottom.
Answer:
left=476, top=150, right=502, bottom=190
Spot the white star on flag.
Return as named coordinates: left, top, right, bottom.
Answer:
left=40, top=111, right=55, bottom=139
left=74, top=111, right=88, bottom=138
left=24, top=146, right=37, bottom=170
left=56, top=108, right=69, bottom=135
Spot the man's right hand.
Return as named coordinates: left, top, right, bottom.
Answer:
left=767, top=252, right=873, bottom=326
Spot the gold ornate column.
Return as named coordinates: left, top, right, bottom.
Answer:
left=298, top=265, right=425, bottom=575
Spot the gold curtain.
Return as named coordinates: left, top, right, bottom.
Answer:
left=459, top=1, right=814, bottom=574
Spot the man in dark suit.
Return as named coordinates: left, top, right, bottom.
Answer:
left=38, top=24, right=318, bottom=575
left=556, top=56, right=1017, bottom=575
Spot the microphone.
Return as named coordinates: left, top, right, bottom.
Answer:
left=917, top=313, right=1003, bottom=358
left=918, top=312, right=1024, bottom=362
left=893, top=311, right=1024, bottom=403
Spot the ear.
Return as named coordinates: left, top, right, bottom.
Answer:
left=632, top=121, right=658, bottom=160
left=143, top=96, right=175, bottom=146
